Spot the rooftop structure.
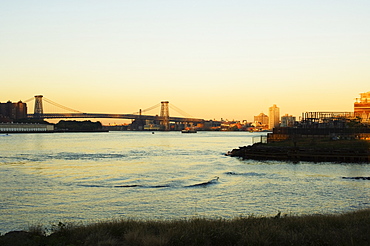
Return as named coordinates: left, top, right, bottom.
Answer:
left=301, top=112, right=355, bottom=123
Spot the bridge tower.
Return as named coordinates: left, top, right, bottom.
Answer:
left=160, top=101, right=170, bottom=131
left=34, top=95, right=44, bottom=118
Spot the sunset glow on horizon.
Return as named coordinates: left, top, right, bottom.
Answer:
left=1, top=1, right=369, bottom=124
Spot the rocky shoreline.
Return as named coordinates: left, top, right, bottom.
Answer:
left=227, top=143, right=370, bottom=163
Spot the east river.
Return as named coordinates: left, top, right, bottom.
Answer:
left=1, top=131, right=369, bottom=234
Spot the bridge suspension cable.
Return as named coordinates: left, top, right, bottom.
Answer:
left=23, top=97, right=34, bottom=103
left=142, top=103, right=161, bottom=113
left=43, top=97, right=82, bottom=113
left=131, top=102, right=194, bottom=118
left=133, top=103, right=161, bottom=115
left=170, top=104, right=193, bottom=118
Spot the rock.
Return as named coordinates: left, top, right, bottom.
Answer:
left=342, top=177, right=370, bottom=180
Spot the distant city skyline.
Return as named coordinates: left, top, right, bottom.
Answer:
left=1, top=91, right=369, bottom=130
left=0, top=91, right=368, bottom=126
left=1, top=1, right=369, bottom=124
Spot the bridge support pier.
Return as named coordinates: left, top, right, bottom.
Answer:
left=160, top=101, right=170, bottom=131
left=34, top=95, right=44, bottom=118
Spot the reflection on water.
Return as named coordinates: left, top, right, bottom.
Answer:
left=0, top=131, right=369, bottom=233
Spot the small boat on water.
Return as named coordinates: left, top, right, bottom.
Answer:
left=181, top=129, right=197, bottom=133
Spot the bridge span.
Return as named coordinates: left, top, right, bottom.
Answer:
left=27, top=113, right=204, bottom=123
left=25, top=95, right=206, bottom=130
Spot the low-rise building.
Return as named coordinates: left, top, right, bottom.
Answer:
left=280, top=114, right=296, bottom=127
left=0, top=123, right=54, bottom=133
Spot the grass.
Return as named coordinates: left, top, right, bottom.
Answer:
left=1, top=209, right=370, bottom=246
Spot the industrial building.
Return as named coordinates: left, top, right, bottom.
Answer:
left=354, top=91, right=370, bottom=123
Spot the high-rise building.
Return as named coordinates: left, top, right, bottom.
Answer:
left=0, top=101, right=27, bottom=121
left=269, top=104, right=280, bottom=130
left=354, top=91, right=370, bottom=123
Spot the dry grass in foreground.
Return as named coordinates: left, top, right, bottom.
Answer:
left=1, top=209, right=369, bottom=246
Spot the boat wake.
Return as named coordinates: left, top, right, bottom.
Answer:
left=185, top=176, right=219, bottom=188
left=77, top=177, right=220, bottom=189
left=114, top=184, right=171, bottom=188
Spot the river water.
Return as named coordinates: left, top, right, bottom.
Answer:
left=0, top=131, right=369, bottom=234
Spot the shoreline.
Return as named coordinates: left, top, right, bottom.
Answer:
left=228, top=140, right=370, bottom=163
left=0, top=129, right=109, bottom=134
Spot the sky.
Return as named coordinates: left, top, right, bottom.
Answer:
left=1, top=0, right=370, bottom=124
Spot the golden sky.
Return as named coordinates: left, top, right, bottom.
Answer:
left=1, top=1, right=369, bottom=123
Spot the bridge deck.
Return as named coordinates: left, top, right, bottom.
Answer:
left=28, top=113, right=204, bottom=122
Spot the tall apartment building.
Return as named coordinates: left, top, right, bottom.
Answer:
left=269, top=104, right=280, bottom=130
left=354, top=91, right=370, bottom=123
left=0, top=101, right=27, bottom=121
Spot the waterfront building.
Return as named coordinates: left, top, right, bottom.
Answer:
left=354, top=91, right=370, bottom=123
left=254, top=113, right=269, bottom=125
left=268, top=104, right=280, bottom=130
left=0, top=100, right=27, bottom=121
left=0, top=123, right=54, bottom=133
left=144, top=119, right=162, bottom=131
left=252, top=113, right=269, bottom=131
left=280, top=114, right=296, bottom=127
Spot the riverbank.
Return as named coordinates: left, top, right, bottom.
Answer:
left=1, top=209, right=369, bottom=246
left=228, top=139, right=370, bottom=163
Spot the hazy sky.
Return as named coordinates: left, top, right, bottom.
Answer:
left=1, top=0, right=369, bottom=123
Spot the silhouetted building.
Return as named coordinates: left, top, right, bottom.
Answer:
left=269, top=104, right=280, bottom=130
left=301, top=112, right=354, bottom=124
left=0, top=101, right=27, bottom=121
left=354, top=91, right=370, bottom=123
